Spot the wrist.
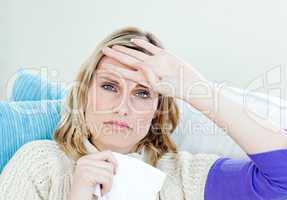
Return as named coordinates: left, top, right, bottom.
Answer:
left=68, top=184, right=95, bottom=200
left=181, top=64, right=208, bottom=98
left=182, top=72, right=212, bottom=101
left=183, top=80, right=218, bottom=112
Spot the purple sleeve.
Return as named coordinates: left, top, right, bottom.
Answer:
left=204, top=149, right=287, bottom=200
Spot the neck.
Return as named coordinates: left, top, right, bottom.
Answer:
left=89, top=137, right=138, bottom=154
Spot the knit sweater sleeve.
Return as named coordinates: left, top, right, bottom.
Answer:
left=0, top=140, right=57, bottom=200
left=177, top=151, right=220, bottom=199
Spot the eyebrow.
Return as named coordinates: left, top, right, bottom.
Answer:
left=98, top=75, right=150, bottom=90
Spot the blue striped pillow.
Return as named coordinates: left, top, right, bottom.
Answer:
left=9, top=69, right=66, bottom=101
left=0, top=100, right=62, bottom=173
left=1, top=69, right=66, bottom=172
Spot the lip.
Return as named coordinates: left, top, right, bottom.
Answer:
left=103, top=120, right=131, bottom=129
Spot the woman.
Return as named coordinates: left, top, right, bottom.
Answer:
left=1, top=26, right=287, bottom=200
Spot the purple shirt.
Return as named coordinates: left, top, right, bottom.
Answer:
left=204, top=148, right=287, bottom=200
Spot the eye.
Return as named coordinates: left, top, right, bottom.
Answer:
left=135, top=90, right=151, bottom=99
left=101, top=83, right=118, bottom=92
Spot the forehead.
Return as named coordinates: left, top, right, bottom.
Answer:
left=98, top=56, right=129, bottom=70
left=97, top=56, right=149, bottom=87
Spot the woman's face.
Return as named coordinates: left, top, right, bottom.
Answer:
left=85, top=56, right=159, bottom=153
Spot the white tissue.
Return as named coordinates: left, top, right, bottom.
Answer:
left=94, top=152, right=166, bottom=200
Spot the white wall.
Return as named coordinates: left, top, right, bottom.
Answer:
left=1, top=0, right=287, bottom=100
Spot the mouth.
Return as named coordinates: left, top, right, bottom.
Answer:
left=103, top=120, right=131, bottom=130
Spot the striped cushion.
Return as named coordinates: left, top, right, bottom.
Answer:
left=1, top=70, right=66, bottom=173
left=0, top=100, right=62, bottom=172
left=9, top=69, right=66, bottom=101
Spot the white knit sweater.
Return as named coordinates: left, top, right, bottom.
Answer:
left=0, top=139, right=219, bottom=200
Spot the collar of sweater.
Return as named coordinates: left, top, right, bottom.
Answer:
left=83, top=138, right=147, bottom=162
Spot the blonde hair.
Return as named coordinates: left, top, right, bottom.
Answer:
left=53, top=26, right=179, bottom=166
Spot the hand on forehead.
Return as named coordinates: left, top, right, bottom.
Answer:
left=97, top=56, right=151, bottom=88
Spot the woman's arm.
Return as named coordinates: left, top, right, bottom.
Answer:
left=187, top=86, right=287, bottom=199
left=101, top=38, right=287, bottom=154
left=184, top=82, right=287, bottom=154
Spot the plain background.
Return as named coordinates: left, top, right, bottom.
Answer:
left=1, top=0, right=287, bottom=100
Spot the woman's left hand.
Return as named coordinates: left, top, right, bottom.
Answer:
left=102, top=38, right=208, bottom=100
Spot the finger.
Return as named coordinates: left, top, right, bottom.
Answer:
left=131, top=38, right=162, bottom=55
left=78, top=158, right=118, bottom=175
left=112, top=45, right=149, bottom=61
left=82, top=151, right=118, bottom=170
left=98, top=161, right=116, bottom=175
left=85, top=158, right=117, bottom=174
left=101, top=64, right=151, bottom=88
left=82, top=151, right=117, bottom=167
left=102, top=47, right=139, bottom=66
left=93, top=168, right=113, bottom=195
left=84, top=166, right=113, bottom=194
left=134, top=63, right=160, bottom=90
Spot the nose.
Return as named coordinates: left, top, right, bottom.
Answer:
left=114, top=92, right=129, bottom=116
left=115, top=106, right=128, bottom=116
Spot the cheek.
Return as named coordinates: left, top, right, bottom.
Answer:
left=129, top=95, right=159, bottom=117
left=133, top=97, right=158, bottom=123
left=131, top=106, right=158, bottom=136
left=85, top=87, right=117, bottom=130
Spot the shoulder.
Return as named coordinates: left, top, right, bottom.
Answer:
left=0, top=140, right=75, bottom=199
left=157, top=151, right=220, bottom=186
left=14, top=139, right=60, bottom=155
left=156, top=150, right=220, bottom=177
left=13, top=139, right=69, bottom=162
left=2, top=139, right=75, bottom=177
left=158, top=150, right=220, bottom=168
left=157, top=151, right=220, bottom=199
